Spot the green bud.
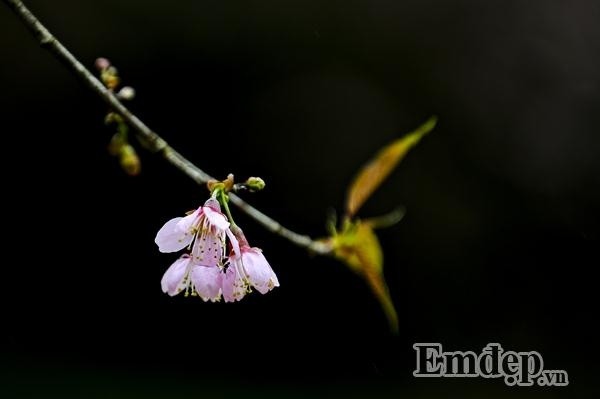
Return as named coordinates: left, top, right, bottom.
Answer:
left=119, top=144, right=141, bottom=176
left=107, top=132, right=125, bottom=155
left=104, top=112, right=123, bottom=125
left=101, top=68, right=120, bottom=89
left=245, top=176, right=265, bottom=192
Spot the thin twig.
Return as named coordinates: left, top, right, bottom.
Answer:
left=3, top=0, right=331, bottom=255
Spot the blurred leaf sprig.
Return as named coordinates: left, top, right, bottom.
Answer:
left=320, top=117, right=437, bottom=332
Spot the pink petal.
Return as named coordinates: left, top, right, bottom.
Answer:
left=226, top=228, right=241, bottom=258
left=191, top=265, right=222, bottom=302
left=221, top=268, right=235, bottom=302
left=222, top=264, right=247, bottom=302
left=203, top=206, right=230, bottom=230
left=161, top=256, right=192, bottom=296
left=203, top=198, right=221, bottom=211
left=155, top=217, right=194, bottom=253
left=242, top=248, right=279, bottom=294
left=175, top=211, right=200, bottom=233
left=191, top=230, right=225, bottom=268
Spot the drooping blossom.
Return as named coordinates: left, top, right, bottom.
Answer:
left=222, top=228, right=279, bottom=302
left=155, top=198, right=234, bottom=266
left=156, top=198, right=277, bottom=302
left=156, top=197, right=241, bottom=301
left=160, top=254, right=223, bottom=301
left=238, top=246, right=280, bottom=294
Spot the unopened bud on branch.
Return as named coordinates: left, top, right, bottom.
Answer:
left=119, top=144, right=141, bottom=176
left=117, top=86, right=136, bottom=100
left=245, top=177, right=265, bottom=192
left=95, top=57, right=111, bottom=71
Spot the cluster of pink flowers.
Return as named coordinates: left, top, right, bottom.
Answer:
left=155, top=198, right=279, bottom=301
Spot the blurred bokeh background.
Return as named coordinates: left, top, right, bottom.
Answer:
left=1, top=0, right=599, bottom=397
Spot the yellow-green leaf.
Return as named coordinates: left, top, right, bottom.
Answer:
left=329, top=221, right=398, bottom=332
left=345, top=116, right=437, bottom=217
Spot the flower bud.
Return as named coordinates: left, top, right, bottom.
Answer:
left=100, top=74, right=119, bottom=90
left=106, top=66, right=118, bottom=75
left=245, top=177, right=265, bottom=192
left=104, top=112, right=123, bottom=125
left=95, top=57, right=111, bottom=71
left=117, top=86, right=136, bottom=100
left=101, top=66, right=120, bottom=89
left=119, top=144, right=141, bottom=176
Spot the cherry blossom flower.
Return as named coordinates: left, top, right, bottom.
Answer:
left=161, top=254, right=223, bottom=301
left=222, top=229, right=279, bottom=302
left=156, top=198, right=277, bottom=303
left=238, top=246, right=279, bottom=294
left=154, top=198, right=231, bottom=267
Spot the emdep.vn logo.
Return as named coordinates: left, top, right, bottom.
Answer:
left=413, top=343, right=568, bottom=386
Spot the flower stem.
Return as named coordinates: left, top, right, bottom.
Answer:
left=216, top=189, right=238, bottom=229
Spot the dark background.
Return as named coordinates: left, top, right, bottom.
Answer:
left=1, top=0, right=599, bottom=397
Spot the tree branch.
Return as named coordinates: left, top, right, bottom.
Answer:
left=3, top=0, right=330, bottom=255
